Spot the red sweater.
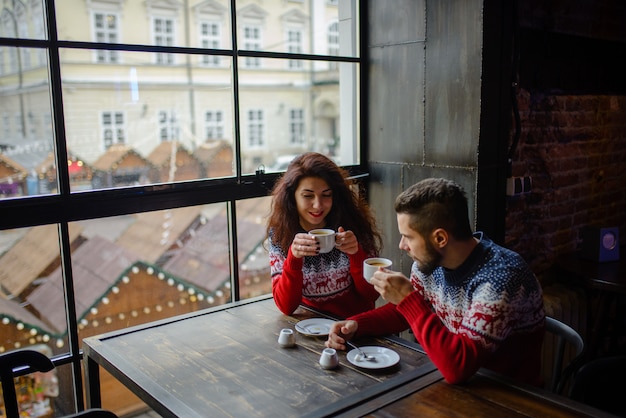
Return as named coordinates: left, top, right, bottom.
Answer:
left=270, top=236, right=379, bottom=319
left=349, top=234, right=545, bottom=386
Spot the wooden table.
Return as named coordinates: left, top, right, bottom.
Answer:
left=83, top=295, right=610, bottom=418
left=83, top=295, right=435, bottom=418
left=349, top=369, right=613, bottom=418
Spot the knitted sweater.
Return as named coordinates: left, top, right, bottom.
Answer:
left=350, top=233, right=545, bottom=385
left=269, top=230, right=380, bottom=319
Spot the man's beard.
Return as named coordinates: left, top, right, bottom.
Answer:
left=416, top=240, right=442, bottom=276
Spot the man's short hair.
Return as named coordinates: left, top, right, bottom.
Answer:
left=394, top=178, right=473, bottom=240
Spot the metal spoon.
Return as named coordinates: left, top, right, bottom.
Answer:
left=296, top=323, right=321, bottom=334
left=346, top=341, right=376, bottom=361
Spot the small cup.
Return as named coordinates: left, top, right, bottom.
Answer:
left=277, top=328, right=296, bottom=348
left=319, top=348, right=339, bottom=369
left=309, top=228, right=336, bottom=253
left=363, top=257, right=393, bottom=283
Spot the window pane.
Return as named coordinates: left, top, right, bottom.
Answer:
left=239, top=57, right=358, bottom=173
left=59, top=49, right=235, bottom=191
left=0, top=47, right=55, bottom=199
left=66, top=204, right=234, bottom=335
left=1, top=1, right=362, bottom=416
left=0, top=225, right=69, bottom=353
left=55, top=0, right=232, bottom=50
left=236, top=196, right=271, bottom=300
left=236, top=0, right=357, bottom=58
left=0, top=0, right=47, bottom=40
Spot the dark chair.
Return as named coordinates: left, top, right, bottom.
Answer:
left=544, top=316, right=585, bottom=394
left=568, top=355, right=626, bottom=416
left=0, top=349, right=118, bottom=418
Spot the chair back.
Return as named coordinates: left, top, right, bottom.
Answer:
left=0, top=349, right=54, bottom=418
left=544, top=316, right=585, bottom=393
left=568, top=355, right=626, bottom=416
left=0, top=349, right=117, bottom=418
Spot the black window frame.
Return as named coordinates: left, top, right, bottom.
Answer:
left=0, top=0, right=369, bottom=411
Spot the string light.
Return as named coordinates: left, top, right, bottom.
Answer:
left=2, top=262, right=236, bottom=351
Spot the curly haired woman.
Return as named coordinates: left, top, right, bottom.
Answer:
left=266, top=152, right=383, bottom=318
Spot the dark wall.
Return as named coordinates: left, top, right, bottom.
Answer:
left=505, top=0, right=626, bottom=278
left=367, top=0, right=484, bottom=275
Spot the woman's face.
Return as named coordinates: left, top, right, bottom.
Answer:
left=295, top=176, right=333, bottom=231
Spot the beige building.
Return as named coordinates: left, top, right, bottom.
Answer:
left=1, top=0, right=351, bottom=195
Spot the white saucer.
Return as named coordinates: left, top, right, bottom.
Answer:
left=294, top=318, right=335, bottom=336
left=346, top=346, right=400, bottom=369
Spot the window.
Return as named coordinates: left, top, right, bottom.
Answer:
left=2, top=113, right=10, bottom=138
left=0, top=1, right=362, bottom=415
left=28, top=112, right=36, bottom=138
left=102, top=111, right=125, bottom=148
left=287, top=29, right=303, bottom=70
left=200, top=21, right=221, bottom=67
left=289, top=108, right=304, bottom=144
left=158, top=110, right=179, bottom=141
left=247, top=109, right=264, bottom=147
left=205, top=110, right=224, bottom=140
left=93, top=12, right=120, bottom=63
left=14, top=113, right=23, bottom=138
left=154, top=17, right=175, bottom=65
left=328, top=21, right=339, bottom=70
left=243, top=25, right=261, bottom=68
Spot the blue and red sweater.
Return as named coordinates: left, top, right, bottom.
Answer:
left=350, top=233, right=545, bottom=385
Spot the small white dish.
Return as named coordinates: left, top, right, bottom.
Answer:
left=277, top=328, right=296, bottom=348
left=294, top=318, right=335, bottom=336
left=346, top=346, right=400, bottom=369
left=319, top=348, right=339, bottom=370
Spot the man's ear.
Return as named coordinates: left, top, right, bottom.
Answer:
left=431, top=228, right=448, bottom=249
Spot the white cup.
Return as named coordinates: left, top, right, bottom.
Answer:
left=309, top=229, right=336, bottom=253
left=277, top=328, right=296, bottom=348
left=363, top=257, right=393, bottom=283
left=319, top=347, right=339, bottom=369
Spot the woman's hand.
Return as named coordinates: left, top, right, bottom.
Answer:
left=335, top=226, right=358, bottom=255
left=290, top=233, right=319, bottom=258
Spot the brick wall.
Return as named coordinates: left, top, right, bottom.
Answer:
left=505, top=90, right=626, bottom=278
left=504, top=0, right=626, bottom=280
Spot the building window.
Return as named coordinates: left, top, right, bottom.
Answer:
left=102, top=111, right=125, bottom=148
left=289, top=108, right=304, bottom=144
left=27, top=112, right=36, bottom=138
left=328, top=21, right=339, bottom=70
left=154, top=17, right=175, bottom=65
left=248, top=109, right=264, bottom=147
left=159, top=110, right=179, bottom=141
left=287, top=29, right=303, bottom=70
left=14, top=113, right=23, bottom=138
left=200, top=21, right=221, bottom=67
left=243, top=25, right=261, bottom=68
left=93, top=12, right=120, bottom=63
left=32, top=1, right=46, bottom=66
left=205, top=111, right=224, bottom=140
left=2, top=113, right=10, bottom=137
